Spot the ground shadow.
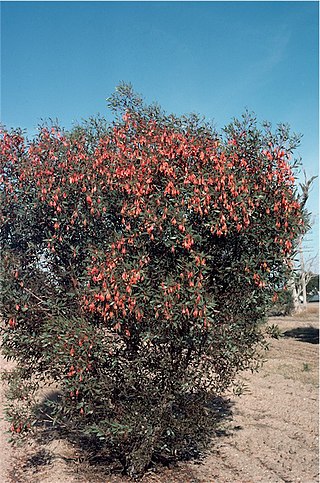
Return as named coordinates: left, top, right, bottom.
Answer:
left=24, top=448, right=53, bottom=469
left=30, top=390, right=235, bottom=478
left=283, top=326, right=319, bottom=344
left=32, top=390, right=64, bottom=444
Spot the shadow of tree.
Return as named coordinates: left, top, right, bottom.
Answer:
left=283, top=326, right=319, bottom=344
left=24, top=448, right=53, bottom=469
left=33, top=390, right=64, bottom=444
left=31, top=390, right=234, bottom=477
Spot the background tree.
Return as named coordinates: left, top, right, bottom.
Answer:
left=306, top=273, right=319, bottom=297
left=289, top=172, right=318, bottom=311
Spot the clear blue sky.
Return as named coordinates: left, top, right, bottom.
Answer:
left=1, top=1, right=319, bottom=268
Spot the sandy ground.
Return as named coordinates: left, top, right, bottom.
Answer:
left=1, top=304, right=318, bottom=483
left=0, top=358, right=16, bottom=483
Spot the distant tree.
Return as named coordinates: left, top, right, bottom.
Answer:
left=291, top=172, right=318, bottom=311
left=307, top=273, right=319, bottom=297
left=0, top=84, right=308, bottom=476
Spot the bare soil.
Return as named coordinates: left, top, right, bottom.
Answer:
left=1, top=304, right=318, bottom=483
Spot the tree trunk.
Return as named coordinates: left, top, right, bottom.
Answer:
left=288, top=277, right=301, bottom=313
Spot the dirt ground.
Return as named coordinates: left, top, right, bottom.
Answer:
left=1, top=304, right=318, bottom=483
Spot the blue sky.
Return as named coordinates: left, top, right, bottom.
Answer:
left=1, top=1, right=319, bottom=268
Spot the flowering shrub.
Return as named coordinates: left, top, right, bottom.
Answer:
left=0, top=84, right=306, bottom=475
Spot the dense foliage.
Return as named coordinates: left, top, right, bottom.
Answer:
left=0, top=85, right=306, bottom=475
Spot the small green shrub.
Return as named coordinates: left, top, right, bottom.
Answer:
left=266, top=323, right=282, bottom=339
left=302, top=363, right=311, bottom=372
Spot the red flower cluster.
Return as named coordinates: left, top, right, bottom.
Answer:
left=0, top=113, right=304, bottom=337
